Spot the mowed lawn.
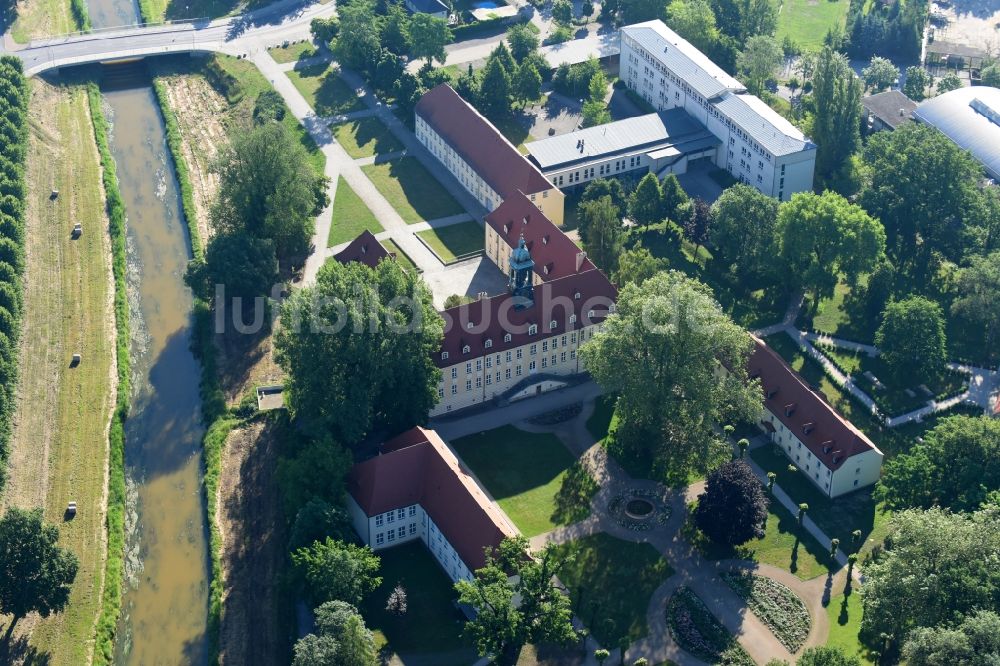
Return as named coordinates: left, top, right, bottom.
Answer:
left=362, top=157, right=465, bottom=224
left=826, top=591, right=875, bottom=664
left=380, top=238, right=419, bottom=273
left=416, top=220, right=484, bottom=263
left=361, top=542, right=473, bottom=663
left=331, top=116, right=403, bottom=159
left=328, top=176, right=383, bottom=247
left=286, top=62, right=366, bottom=117
left=776, top=0, right=851, bottom=50
left=2, top=81, right=116, bottom=665
left=451, top=425, right=588, bottom=537
left=268, top=41, right=317, bottom=64
left=552, top=534, right=674, bottom=645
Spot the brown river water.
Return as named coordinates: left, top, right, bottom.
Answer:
left=88, top=1, right=212, bottom=663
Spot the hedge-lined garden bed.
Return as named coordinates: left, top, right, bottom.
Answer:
left=721, top=571, right=811, bottom=651
left=0, top=56, right=28, bottom=491
left=666, top=587, right=754, bottom=665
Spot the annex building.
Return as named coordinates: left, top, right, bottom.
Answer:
left=619, top=20, right=816, bottom=200
left=749, top=337, right=883, bottom=497
left=347, top=427, right=516, bottom=583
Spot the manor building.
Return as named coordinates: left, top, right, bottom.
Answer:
left=619, top=20, right=816, bottom=200
left=749, top=337, right=883, bottom=498
left=347, top=427, right=516, bottom=582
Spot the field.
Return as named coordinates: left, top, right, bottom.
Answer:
left=331, top=117, right=403, bottom=159
left=416, top=221, right=485, bottom=263
left=361, top=157, right=465, bottom=224
left=552, top=533, right=675, bottom=645
left=776, top=0, right=851, bottom=51
left=9, top=0, right=78, bottom=44
left=451, top=425, right=593, bottom=537
left=0, top=80, right=115, bottom=666
left=361, top=541, right=474, bottom=663
left=328, top=177, right=383, bottom=247
left=286, top=62, right=366, bottom=117
left=138, top=0, right=270, bottom=23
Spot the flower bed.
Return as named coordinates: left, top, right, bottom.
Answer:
left=721, top=571, right=810, bottom=652
left=666, top=587, right=754, bottom=665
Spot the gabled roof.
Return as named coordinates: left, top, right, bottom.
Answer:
left=862, top=90, right=917, bottom=129
left=485, top=192, right=593, bottom=282
left=406, top=0, right=448, bottom=14
left=348, top=427, right=516, bottom=571
left=749, top=336, right=881, bottom=471
left=415, top=84, right=553, bottom=201
left=712, top=93, right=812, bottom=156
left=333, top=230, right=391, bottom=269
left=437, top=268, right=616, bottom=368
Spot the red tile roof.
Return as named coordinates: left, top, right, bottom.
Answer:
left=333, top=230, right=391, bottom=269
left=749, top=336, right=880, bottom=471
left=348, top=427, right=516, bottom=571
left=436, top=268, right=616, bottom=368
left=486, top=192, right=594, bottom=282
left=416, top=84, right=553, bottom=201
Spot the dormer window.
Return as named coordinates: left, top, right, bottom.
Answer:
left=588, top=310, right=595, bottom=319
left=550, top=320, right=557, bottom=330
left=466, top=322, right=474, bottom=330
left=441, top=351, right=449, bottom=360
left=485, top=339, right=493, bottom=349
left=766, top=387, right=778, bottom=399
left=544, top=265, right=550, bottom=274
left=784, top=403, right=796, bottom=417
left=570, top=314, right=577, bottom=324
left=832, top=455, right=841, bottom=464
left=504, top=333, right=512, bottom=342
left=528, top=324, right=537, bottom=335
left=542, top=236, right=549, bottom=245
left=462, top=345, right=470, bottom=354
left=574, top=291, right=581, bottom=300
left=822, top=444, right=832, bottom=454
left=803, top=422, right=814, bottom=435
left=609, top=304, right=616, bottom=313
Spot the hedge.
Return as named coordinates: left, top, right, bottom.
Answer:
left=87, top=82, right=131, bottom=666
left=0, top=56, right=28, bottom=493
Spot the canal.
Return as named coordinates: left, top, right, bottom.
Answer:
left=89, top=1, right=212, bottom=664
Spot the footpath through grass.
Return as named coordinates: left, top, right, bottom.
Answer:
left=362, top=157, right=465, bottom=224
left=328, top=176, right=383, bottom=247
left=451, top=425, right=594, bottom=537
left=416, top=221, right=484, bottom=263
left=4, top=80, right=115, bottom=665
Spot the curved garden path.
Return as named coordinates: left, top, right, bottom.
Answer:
left=521, top=398, right=838, bottom=665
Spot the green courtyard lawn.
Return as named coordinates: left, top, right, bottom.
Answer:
left=362, top=157, right=466, bottom=224
left=380, top=238, right=419, bottom=273
left=776, top=0, right=851, bottom=51
left=286, top=62, right=366, bottom=116
left=331, top=116, right=403, bottom=159
left=826, top=591, right=875, bottom=665
left=552, top=533, right=675, bottom=645
left=361, top=541, right=473, bottom=662
left=416, top=220, right=485, bottom=263
left=749, top=444, right=892, bottom=559
left=450, top=425, right=595, bottom=537
left=328, top=176, right=383, bottom=247
left=268, top=41, right=318, bottom=64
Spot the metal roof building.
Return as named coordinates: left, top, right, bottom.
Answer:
left=712, top=93, right=811, bottom=157
left=913, top=86, right=1000, bottom=180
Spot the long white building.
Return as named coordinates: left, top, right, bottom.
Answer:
left=620, top=20, right=816, bottom=200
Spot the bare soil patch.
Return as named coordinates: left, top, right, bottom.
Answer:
left=215, top=317, right=284, bottom=407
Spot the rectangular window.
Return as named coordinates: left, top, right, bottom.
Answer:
left=516, top=349, right=523, bottom=359
left=571, top=350, right=576, bottom=359
left=530, top=344, right=537, bottom=355
left=506, top=351, right=512, bottom=363
left=486, top=357, right=492, bottom=368
left=409, top=523, right=417, bottom=535
left=398, top=527, right=406, bottom=539
left=541, top=357, right=548, bottom=368
left=516, top=365, right=522, bottom=376
left=505, top=368, right=511, bottom=379
left=397, top=508, right=405, bottom=521
left=561, top=352, right=567, bottom=363
left=376, top=532, right=384, bottom=545
left=476, top=359, right=482, bottom=371
left=475, top=377, right=482, bottom=388
left=375, top=514, right=384, bottom=527
left=465, top=380, right=472, bottom=391
left=551, top=354, right=557, bottom=366
left=451, top=368, right=457, bottom=379
left=542, top=341, right=548, bottom=352
left=486, top=374, right=492, bottom=385
left=438, top=387, right=444, bottom=398
left=561, top=335, right=567, bottom=346
left=409, top=506, right=416, bottom=517
left=451, top=385, right=457, bottom=395
left=387, top=512, right=395, bottom=524
left=529, top=360, right=536, bottom=370
left=466, top=362, right=472, bottom=374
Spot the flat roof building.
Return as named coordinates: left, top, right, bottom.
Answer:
left=913, top=85, right=1000, bottom=180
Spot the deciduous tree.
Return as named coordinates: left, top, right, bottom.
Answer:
left=982, top=62, right=1000, bottom=88
left=478, top=57, right=512, bottom=120
left=950, top=251, right=1000, bottom=363
left=456, top=536, right=577, bottom=666
left=796, top=647, right=862, bottom=666
left=614, top=245, right=667, bottom=286
left=862, top=56, right=899, bottom=91
left=628, top=173, right=664, bottom=227
left=902, top=65, right=931, bottom=101
left=514, top=62, right=542, bottom=107
left=578, top=196, right=623, bottom=273
left=553, top=0, right=573, bottom=24
left=875, top=296, right=946, bottom=384
left=506, top=23, right=539, bottom=62
left=332, top=1, right=381, bottom=72
left=902, top=610, right=1000, bottom=666
left=660, top=173, right=689, bottom=222
left=0, top=508, right=79, bottom=638
left=665, top=0, right=720, bottom=54
left=695, top=460, right=769, bottom=545
left=935, top=72, right=962, bottom=93
left=738, top=35, right=782, bottom=95
left=682, top=197, right=712, bottom=255
left=810, top=47, right=862, bottom=185
left=292, top=539, right=382, bottom=607
left=293, top=601, right=377, bottom=666
left=409, top=13, right=452, bottom=67
left=709, top=183, right=779, bottom=280
left=185, top=230, right=277, bottom=300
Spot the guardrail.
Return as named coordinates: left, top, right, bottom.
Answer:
left=27, top=17, right=212, bottom=46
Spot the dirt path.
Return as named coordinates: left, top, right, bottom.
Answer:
left=1, top=79, right=116, bottom=666
left=217, top=419, right=289, bottom=666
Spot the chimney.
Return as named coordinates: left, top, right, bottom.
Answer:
left=477, top=291, right=488, bottom=300
left=899, top=107, right=905, bottom=116
left=575, top=251, right=588, bottom=272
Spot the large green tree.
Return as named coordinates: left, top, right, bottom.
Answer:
left=737, top=35, right=782, bottom=95
left=665, top=0, right=720, bottom=54
left=293, top=601, right=377, bottom=666
left=478, top=57, right=512, bottom=120
left=275, top=258, right=443, bottom=445
left=292, top=539, right=382, bottom=607
left=580, top=271, right=762, bottom=478
left=332, top=1, right=381, bottom=72
left=455, top=536, right=577, bottom=666
left=951, top=251, right=1000, bottom=363
left=210, top=122, right=326, bottom=258
left=614, top=245, right=667, bottom=286
left=810, top=47, right=862, bottom=185
left=578, top=196, right=623, bottom=274
left=876, top=415, right=1000, bottom=513
left=409, top=14, right=451, bottom=67
left=661, top=173, right=690, bottom=222
left=628, top=173, right=664, bottom=227
left=860, top=122, right=985, bottom=272
left=875, top=296, right=946, bottom=384
left=902, top=610, right=1000, bottom=666
left=695, top=460, right=768, bottom=545
left=860, top=505, right=1000, bottom=650
left=775, top=191, right=885, bottom=306
left=185, top=230, right=277, bottom=300
left=506, top=23, right=539, bottom=62
left=861, top=56, right=899, bottom=91
left=0, top=507, right=79, bottom=638
left=903, top=65, right=931, bottom=101
left=513, top=62, right=542, bottom=107
left=709, top=183, right=779, bottom=281
left=797, top=647, right=862, bottom=666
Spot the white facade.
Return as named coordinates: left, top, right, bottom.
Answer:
left=346, top=495, right=474, bottom=583
left=620, top=21, right=816, bottom=201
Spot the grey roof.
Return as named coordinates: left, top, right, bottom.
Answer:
left=406, top=0, right=448, bottom=14
left=863, top=90, right=917, bottom=129
left=621, top=21, right=744, bottom=101
left=525, top=109, right=718, bottom=171
left=914, top=86, right=1000, bottom=180
left=713, top=93, right=812, bottom=156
